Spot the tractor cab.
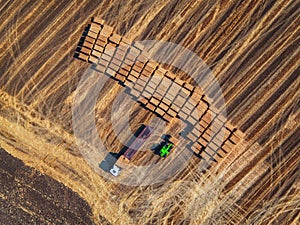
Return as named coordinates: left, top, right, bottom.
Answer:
left=159, top=142, right=173, bottom=157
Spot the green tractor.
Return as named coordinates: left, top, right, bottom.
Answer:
left=159, top=142, right=173, bottom=157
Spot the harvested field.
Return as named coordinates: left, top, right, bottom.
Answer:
left=0, top=148, right=95, bottom=224
left=0, top=0, right=299, bottom=224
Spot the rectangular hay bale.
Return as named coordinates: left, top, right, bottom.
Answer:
left=93, top=17, right=105, bottom=25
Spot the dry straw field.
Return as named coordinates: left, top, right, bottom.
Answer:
left=0, top=0, right=299, bottom=224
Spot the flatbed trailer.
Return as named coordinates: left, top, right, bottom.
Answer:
left=110, top=125, right=152, bottom=176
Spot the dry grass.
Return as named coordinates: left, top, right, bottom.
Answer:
left=0, top=0, right=299, bottom=224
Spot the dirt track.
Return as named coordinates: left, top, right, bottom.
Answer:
left=0, top=0, right=299, bottom=224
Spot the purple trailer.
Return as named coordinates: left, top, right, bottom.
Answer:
left=123, top=125, right=153, bottom=160
left=110, top=125, right=152, bottom=176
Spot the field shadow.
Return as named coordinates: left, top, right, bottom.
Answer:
left=73, top=25, right=91, bottom=61
left=150, top=134, right=172, bottom=156
left=99, top=152, right=118, bottom=172
left=151, top=141, right=166, bottom=156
